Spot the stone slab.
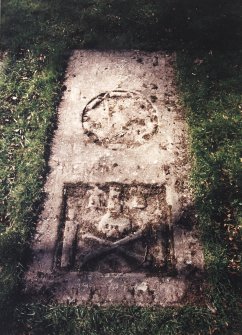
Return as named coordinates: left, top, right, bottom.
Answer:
left=25, top=51, right=204, bottom=306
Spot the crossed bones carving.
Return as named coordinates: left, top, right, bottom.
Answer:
left=79, top=229, right=148, bottom=270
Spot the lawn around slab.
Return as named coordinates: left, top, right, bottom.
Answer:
left=0, top=0, right=241, bottom=334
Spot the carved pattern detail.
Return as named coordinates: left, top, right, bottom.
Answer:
left=57, top=183, right=173, bottom=273
left=82, top=91, right=159, bottom=149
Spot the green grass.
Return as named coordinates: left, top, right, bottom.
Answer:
left=14, top=305, right=216, bottom=335
left=0, top=0, right=241, bottom=334
left=177, top=50, right=242, bottom=333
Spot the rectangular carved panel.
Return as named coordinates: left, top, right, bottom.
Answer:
left=56, top=183, right=175, bottom=274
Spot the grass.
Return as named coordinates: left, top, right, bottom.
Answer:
left=0, top=0, right=241, bottom=334
left=177, top=49, right=242, bottom=333
left=15, top=305, right=216, bottom=335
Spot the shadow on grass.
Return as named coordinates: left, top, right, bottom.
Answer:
left=1, top=0, right=242, bottom=52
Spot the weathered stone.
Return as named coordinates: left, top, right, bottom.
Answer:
left=25, top=51, right=204, bottom=306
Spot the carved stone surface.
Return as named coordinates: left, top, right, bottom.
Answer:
left=25, top=51, right=204, bottom=306
left=57, top=183, right=171, bottom=273
left=82, top=91, right=158, bottom=149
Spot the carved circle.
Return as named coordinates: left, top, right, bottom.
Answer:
left=82, top=90, right=158, bottom=148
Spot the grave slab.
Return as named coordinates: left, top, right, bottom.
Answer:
left=25, top=51, right=204, bottom=306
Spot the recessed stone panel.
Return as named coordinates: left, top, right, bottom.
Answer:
left=57, top=182, right=172, bottom=274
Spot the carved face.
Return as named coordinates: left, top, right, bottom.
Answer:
left=96, top=186, right=132, bottom=238
left=84, top=184, right=165, bottom=240
left=97, top=213, right=132, bottom=238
